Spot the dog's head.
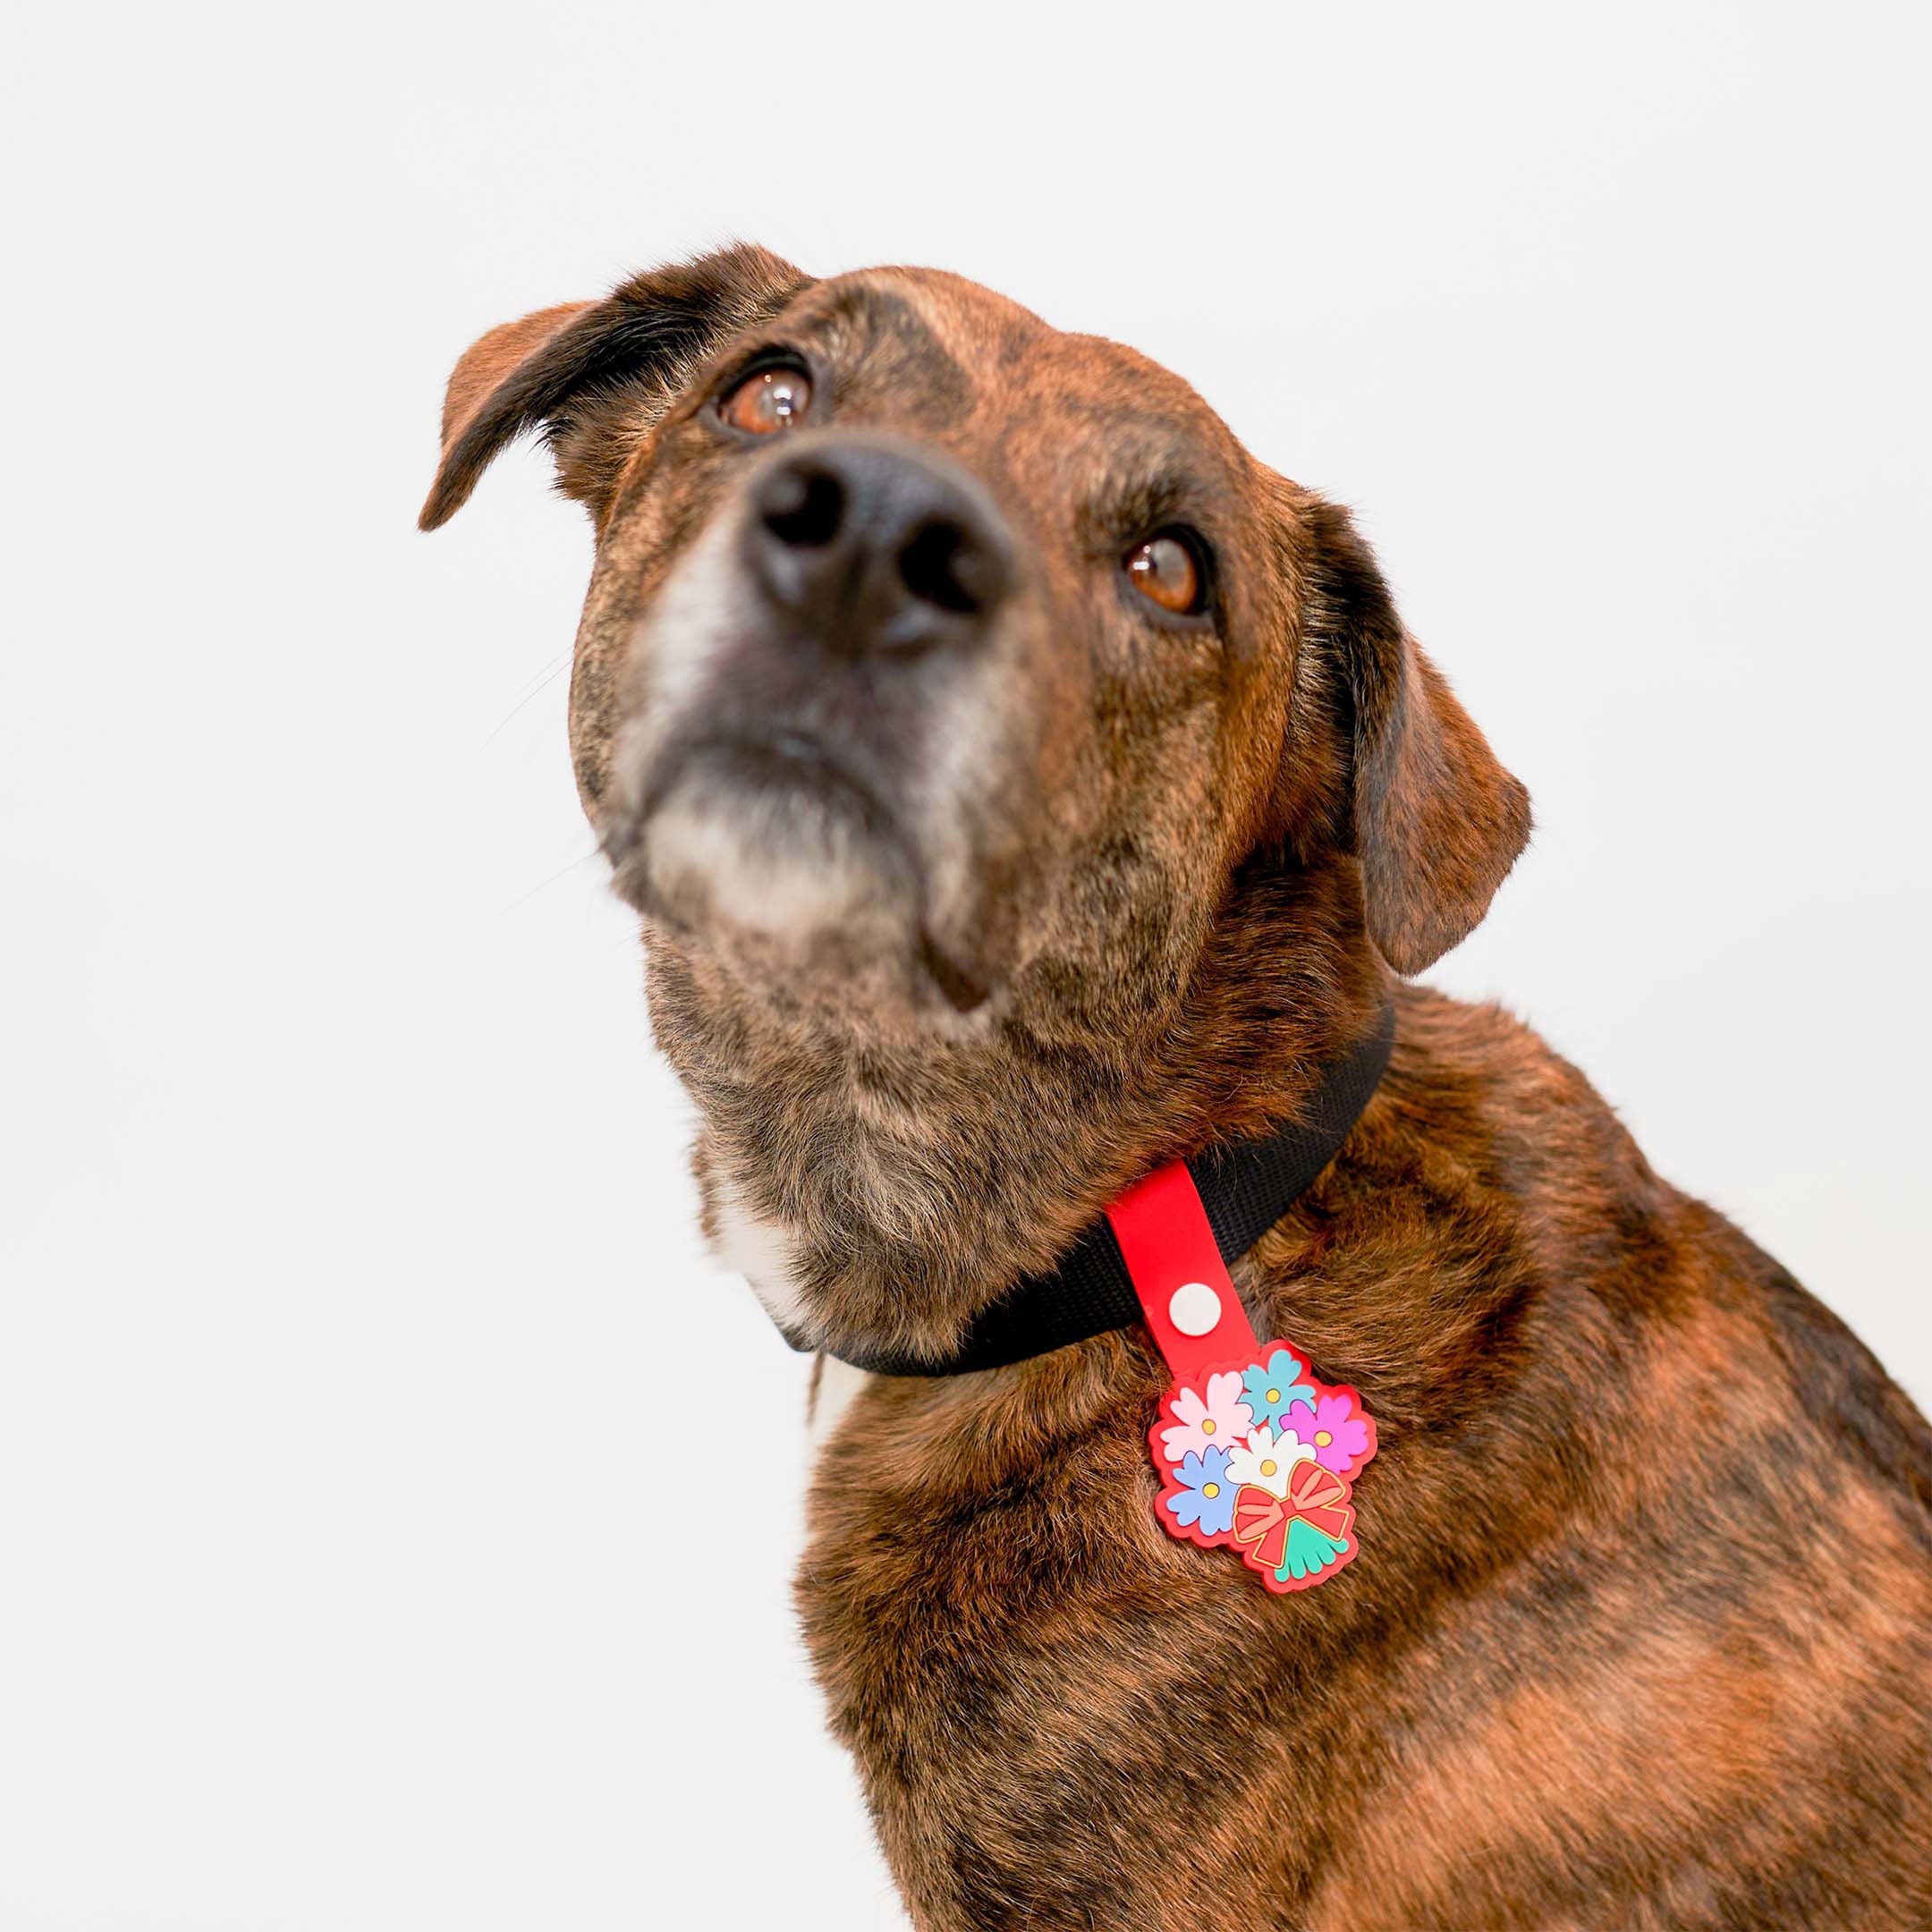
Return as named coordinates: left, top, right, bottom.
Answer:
left=423, top=245, right=1530, bottom=1344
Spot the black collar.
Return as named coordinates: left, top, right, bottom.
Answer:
left=797, top=1005, right=1396, bottom=1377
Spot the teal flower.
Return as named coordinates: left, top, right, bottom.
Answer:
left=1241, top=1349, right=1318, bottom=1431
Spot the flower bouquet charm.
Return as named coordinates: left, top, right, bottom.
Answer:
left=1106, top=1162, right=1378, bottom=1594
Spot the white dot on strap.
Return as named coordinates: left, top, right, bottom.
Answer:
left=1167, top=1281, right=1223, bottom=1337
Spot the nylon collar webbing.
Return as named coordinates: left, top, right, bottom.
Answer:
left=791, top=1004, right=1395, bottom=1376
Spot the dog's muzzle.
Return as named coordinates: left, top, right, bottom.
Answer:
left=600, top=432, right=1027, bottom=1014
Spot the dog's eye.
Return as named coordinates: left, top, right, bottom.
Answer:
left=1123, top=530, right=1207, bottom=615
left=719, top=363, right=812, bottom=436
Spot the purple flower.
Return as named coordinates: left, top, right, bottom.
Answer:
left=1288, top=1391, right=1372, bottom=1476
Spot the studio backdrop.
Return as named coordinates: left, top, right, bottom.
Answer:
left=3, top=4, right=1927, bottom=1928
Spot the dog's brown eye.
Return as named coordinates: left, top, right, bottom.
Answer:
left=720, top=365, right=812, bottom=435
left=1123, top=532, right=1204, bottom=614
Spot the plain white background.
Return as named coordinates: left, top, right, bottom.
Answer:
left=4, top=4, right=1928, bottom=1927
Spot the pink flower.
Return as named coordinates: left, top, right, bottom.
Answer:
left=1158, top=1371, right=1254, bottom=1465
left=1289, top=1391, right=1372, bottom=1475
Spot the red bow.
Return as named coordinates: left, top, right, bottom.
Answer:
left=1232, top=1462, right=1353, bottom=1572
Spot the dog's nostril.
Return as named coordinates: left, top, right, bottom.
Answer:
left=899, top=519, right=987, bottom=615
left=760, top=464, right=843, bottom=548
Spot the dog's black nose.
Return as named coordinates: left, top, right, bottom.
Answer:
left=745, top=437, right=1013, bottom=653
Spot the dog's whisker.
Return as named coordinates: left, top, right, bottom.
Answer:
left=496, top=844, right=604, bottom=916
left=485, top=653, right=572, bottom=741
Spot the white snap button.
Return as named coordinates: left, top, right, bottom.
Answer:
left=1167, top=1281, right=1222, bottom=1336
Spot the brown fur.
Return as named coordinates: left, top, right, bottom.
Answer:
left=423, top=246, right=1932, bottom=1928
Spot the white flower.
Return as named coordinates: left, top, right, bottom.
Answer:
left=1224, top=1424, right=1317, bottom=1497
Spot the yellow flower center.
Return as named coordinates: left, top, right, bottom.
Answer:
left=1259, top=1459, right=1277, bottom=1478
left=1315, top=1430, right=1332, bottom=1447
left=1200, top=1419, right=1216, bottom=1435
left=1266, top=1388, right=1281, bottom=1404
left=1201, top=1482, right=1220, bottom=1499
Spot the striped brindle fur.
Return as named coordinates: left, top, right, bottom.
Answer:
left=423, top=245, right=1932, bottom=1930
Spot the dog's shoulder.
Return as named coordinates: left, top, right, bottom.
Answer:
left=1303, top=983, right=1930, bottom=1534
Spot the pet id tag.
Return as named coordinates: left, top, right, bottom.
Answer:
left=1106, top=1162, right=1378, bottom=1593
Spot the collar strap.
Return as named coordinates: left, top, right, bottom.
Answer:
left=797, top=1005, right=1395, bottom=1377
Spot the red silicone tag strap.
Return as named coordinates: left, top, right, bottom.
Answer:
left=1105, top=1160, right=1261, bottom=1380
left=1114, top=1159, right=1379, bottom=1595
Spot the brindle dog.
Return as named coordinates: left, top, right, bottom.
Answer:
left=422, top=245, right=1932, bottom=1930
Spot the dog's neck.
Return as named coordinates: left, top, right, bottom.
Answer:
left=660, top=858, right=1391, bottom=1366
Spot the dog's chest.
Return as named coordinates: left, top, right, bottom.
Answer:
left=794, top=1364, right=1377, bottom=1928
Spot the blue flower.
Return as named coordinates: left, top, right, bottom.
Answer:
left=1165, top=1445, right=1235, bottom=1536
left=1241, top=1350, right=1318, bottom=1431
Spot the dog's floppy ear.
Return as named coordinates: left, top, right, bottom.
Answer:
left=1298, top=494, right=1532, bottom=974
left=419, top=242, right=811, bottom=531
